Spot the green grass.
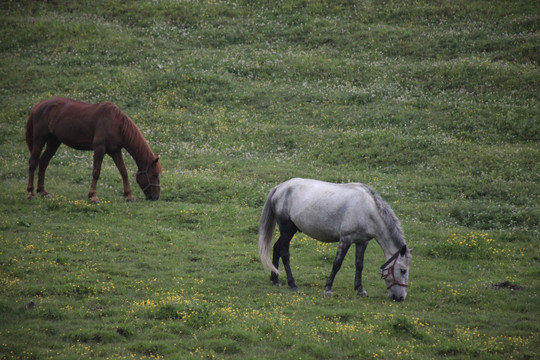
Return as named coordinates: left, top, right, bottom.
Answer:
left=1, top=0, right=539, bottom=359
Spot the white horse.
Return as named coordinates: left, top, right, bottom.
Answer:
left=258, top=178, right=412, bottom=301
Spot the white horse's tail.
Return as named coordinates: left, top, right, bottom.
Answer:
left=258, top=188, right=279, bottom=274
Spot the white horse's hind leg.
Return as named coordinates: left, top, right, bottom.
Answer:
left=271, top=222, right=298, bottom=290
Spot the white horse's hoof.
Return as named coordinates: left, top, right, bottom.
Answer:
left=324, top=290, right=333, bottom=296
left=358, top=290, right=368, bottom=297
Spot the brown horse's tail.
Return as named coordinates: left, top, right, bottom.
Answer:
left=25, top=111, right=34, bottom=153
left=26, top=98, right=59, bottom=152
left=258, top=187, right=279, bottom=274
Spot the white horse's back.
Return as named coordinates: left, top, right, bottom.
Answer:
left=271, top=178, right=381, bottom=243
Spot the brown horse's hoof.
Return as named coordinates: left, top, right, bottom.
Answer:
left=27, top=193, right=36, bottom=200
left=89, top=197, right=100, bottom=204
left=125, top=195, right=135, bottom=202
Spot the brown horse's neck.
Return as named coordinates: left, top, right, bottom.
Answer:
left=120, top=116, right=154, bottom=170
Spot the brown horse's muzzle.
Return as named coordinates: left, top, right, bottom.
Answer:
left=146, top=191, right=160, bottom=201
left=136, top=168, right=160, bottom=201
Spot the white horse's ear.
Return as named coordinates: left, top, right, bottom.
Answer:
left=400, top=245, right=407, bottom=256
left=409, top=247, right=414, bottom=253
left=378, top=268, right=384, bottom=275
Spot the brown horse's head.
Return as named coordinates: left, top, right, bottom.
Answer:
left=136, top=154, right=162, bottom=200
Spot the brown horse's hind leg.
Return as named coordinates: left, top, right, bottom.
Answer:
left=110, top=151, right=134, bottom=202
left=88, top=146, right=106, bottom=203
left=36, top=138, right=61, bottom=197
left=27, top=155, right=40, bottom=199
left=27, top=137, right=48, bottom=199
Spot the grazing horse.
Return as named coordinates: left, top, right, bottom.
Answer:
left=26, top=97, right=162, bottom=203
left=258, top=178, right=412, bottom=301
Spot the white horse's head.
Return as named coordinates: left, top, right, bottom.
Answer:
left=379, top=245, right=412, bottom=301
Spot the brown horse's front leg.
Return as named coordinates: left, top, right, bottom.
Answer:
left=89, top=147, right=106, bottom=203
left=110, top=151, right=134, bottom=202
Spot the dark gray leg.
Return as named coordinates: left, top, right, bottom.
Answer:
left=271, top=222, right=297, bottom=290
left=354, top=242, right=368, bottom=296
left=281, top=239, right=298, bottom=290
left=271, top=238, right=282, bottom=285
left=325, top=240, right=352, bottom=295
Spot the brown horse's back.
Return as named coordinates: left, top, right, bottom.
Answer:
left=25, top=111, right=34, bottom=152
left=26, top=97, right=123, bottom=152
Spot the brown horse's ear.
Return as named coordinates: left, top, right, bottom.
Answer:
left=153, top=153, right=159, bottom=163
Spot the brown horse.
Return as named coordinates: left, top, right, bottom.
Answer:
left=26, top=97, right=162, bottom=203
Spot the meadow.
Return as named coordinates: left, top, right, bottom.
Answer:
left=0, top=0, right=539, bottom=359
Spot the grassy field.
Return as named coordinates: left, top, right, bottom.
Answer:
left=1, top=0, right=539, bottom=359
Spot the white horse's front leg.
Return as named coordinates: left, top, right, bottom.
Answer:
left=324, top=240, right=352, bottom=295
left=354, top=242, right=368, bottom=297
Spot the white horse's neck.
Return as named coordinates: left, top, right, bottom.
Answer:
left=374, top=231, right=404, bottom=261
left=378, top=240, right=398, bottom=260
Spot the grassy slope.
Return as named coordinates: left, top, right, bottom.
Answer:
left=0, top=0, right=538, bottom=359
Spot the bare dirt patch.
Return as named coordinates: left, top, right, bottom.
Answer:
left=492, top=281, right=523, bottom=290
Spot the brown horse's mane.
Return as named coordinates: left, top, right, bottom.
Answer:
left=102, top=102, right=159, bottom=172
